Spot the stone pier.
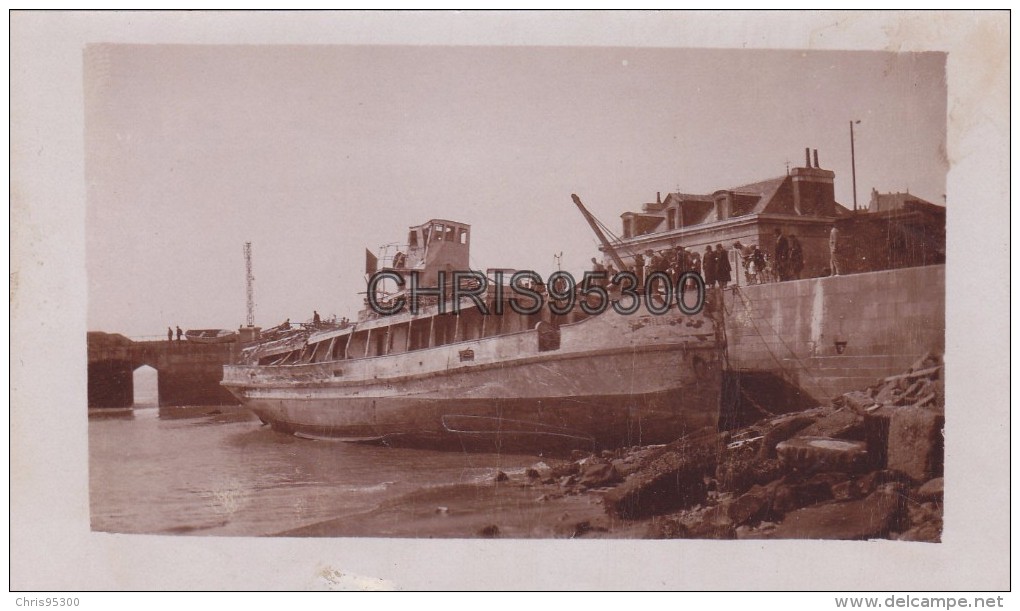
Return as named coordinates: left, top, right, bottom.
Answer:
left=87, top=333, right=240, bottom=408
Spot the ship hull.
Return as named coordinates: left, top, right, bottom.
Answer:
left=223, top=305, right=723, bottom=450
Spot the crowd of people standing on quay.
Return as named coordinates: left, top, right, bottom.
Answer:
left=590, top=227, right=823, bottom=293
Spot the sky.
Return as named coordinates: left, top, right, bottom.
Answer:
left=85, top=45, right=947, bottom=337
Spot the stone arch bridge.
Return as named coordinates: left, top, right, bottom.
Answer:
left=87, top=332, right=240, bottom=408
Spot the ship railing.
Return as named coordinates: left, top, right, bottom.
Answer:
left=376, top=242, right=410, bottom=269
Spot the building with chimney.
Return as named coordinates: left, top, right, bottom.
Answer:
left=606, top=148, right=944, bottom=282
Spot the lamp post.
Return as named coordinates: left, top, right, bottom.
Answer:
left=850, top=120, right=861, bottom=212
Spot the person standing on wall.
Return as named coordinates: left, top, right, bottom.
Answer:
left=788, top=234, right=804, bottom=280
left=829, top=225, right=841, bottom=276
left=714, top=244, right=732, bottom=289
left=176, top=326, right=183, bottom=341
left=702, top=245, right=717, bottom=289
left=167, top=327, right=173, bottom=343
left=633, top=253, right=645, bottom=291
left=774, top=228, right=790, bottom=281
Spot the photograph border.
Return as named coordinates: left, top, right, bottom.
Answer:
left=9, top=10, right=1010, bottom=591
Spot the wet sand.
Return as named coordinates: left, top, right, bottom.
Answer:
left=277, top=479, right=650, bottom=539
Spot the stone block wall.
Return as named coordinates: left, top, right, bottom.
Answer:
left=723, top=264, right=945, bottom=404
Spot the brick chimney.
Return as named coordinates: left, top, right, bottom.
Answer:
left=712, top=190, right=733, bottom=221
left=792, top=147, right=836, bottom=216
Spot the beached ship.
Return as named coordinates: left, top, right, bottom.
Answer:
left=222, top=201, right=724, bottom=449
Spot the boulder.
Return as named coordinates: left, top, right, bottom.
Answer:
left=602, top=437, right=716, bottom=520
left=916, top=477, right=944, bottom=503
left=757, top=415, right=817, bottom=459
left=680, top=519, right=737, bottom=540
left=726, top=486, right=772, bottom=526
left=835, top=390, right=880, bottom=414
left=610, top=458, right=642, bottom=479
left=865, top=405, right=944, bottom=482
left=652, top=505, right=739, bottom=540
left=716, top=446, right=785, bottom=494
left=549, top=461, right=580, bottom=478
left=898, top=519, right=942, bottom=543
left=832, top=469, right=910, bottom=501
left=577, top=462, right=622, bottom=489
left=771, top=477, right=835, bottom=515
left=797, top=409, right=865, bottom=440
left=769, top=484, right=904, bottom=540
left=776, top=436, right=870, bottom=474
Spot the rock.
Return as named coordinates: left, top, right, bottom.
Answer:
left=549, top=462, right=580, bottom=478
left=769, top=485, right=904, bottom=540
left=494, top=470, right=509, bottom=483
left=654, top=505, right=739, bottom=540
left=681, top=520, right=737, bottom=540
left=898, top=519, right=942, bottom=543
left=716, top=437, right=786, bottom=493
left=831, top=480, right=856, bottom=501
left=602, top=437, right=716, bottom=520
left=478, top=524, right=500, bottom=538
left=834, top=469, right=909, bottom=501
left=907, top=351, right=941, bottom=373
left=776, top=436, right=870, bottom=474
left=525, top=468, right=541, bottom=479
left=797, top=409, right=865, bottom=440
left=610, top=458, right=642, bottom=478
left=647, top=516, right=689, bottom=539
left=835, top=390, right=881, bottom=414
left=727, top=487, right=771, bottom=526
left=916, top=477, right=944, bottom=503
left=771, top=477, right=834, bottom=515
left=571, top=520, right=607, bottom=538
left=865, top=405, right=944, bottom=482
left=577, top=462, right=622, bottom=489
left=757, top=415, right=817, bottom=459
left=907, top=502, right=938, bottom=527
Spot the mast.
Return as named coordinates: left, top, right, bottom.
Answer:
left=244, top=242, right=255, bottom=327
left=571, top=194, right=627, bottom=270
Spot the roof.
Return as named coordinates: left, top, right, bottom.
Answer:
left=728, top=175, right=788, bottom=215
left=868, top=192, right=938, bottom=213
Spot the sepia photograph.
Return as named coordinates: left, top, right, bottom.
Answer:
left=11, top=10, right=1010, bottom=592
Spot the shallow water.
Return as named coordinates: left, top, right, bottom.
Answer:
left=88, top=404, right=544, bottom=537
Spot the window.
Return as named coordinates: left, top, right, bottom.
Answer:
left=445, top=225, right=455, bottom=242
left=433, top=224, right=444, bottom=241
left=459, top=228, right=468, bottom=244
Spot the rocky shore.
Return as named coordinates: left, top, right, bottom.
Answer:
left=281, top=353, right=944, bottom=540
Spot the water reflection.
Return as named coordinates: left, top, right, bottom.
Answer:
left=89, top=406, right=541, bottom=537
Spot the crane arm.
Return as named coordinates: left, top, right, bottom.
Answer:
left=571, top=194, right=627, bottom=271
